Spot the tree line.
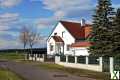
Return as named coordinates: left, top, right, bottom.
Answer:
left=0, top=48, right=46, bottom=53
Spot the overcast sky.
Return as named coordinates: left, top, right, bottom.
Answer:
left=0, top=0, right=119, bottom=49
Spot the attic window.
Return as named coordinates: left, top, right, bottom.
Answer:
left=62, top=31, right=65, bottom=37
left=54, top=33, right=57, bottom=35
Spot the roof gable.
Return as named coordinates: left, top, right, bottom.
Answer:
left=47, top=21, right=92, bottom=42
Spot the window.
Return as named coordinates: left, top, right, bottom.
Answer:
left=50, top=45, right=54, bottom=51
left=66, top=45, right=70, bottom=51
left=62, top=31, right=65, bottom=37
left=54, top=33, right=57, bottom=35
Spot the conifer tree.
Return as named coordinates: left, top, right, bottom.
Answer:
left=112, top=8, right=120, bottom=56
left=89, top=0, right=115, bottom=56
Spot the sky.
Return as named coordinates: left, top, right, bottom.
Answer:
left=0, top=0, right=120, bottom=49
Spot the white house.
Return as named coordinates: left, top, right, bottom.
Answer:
left=47, top=19, right=92, bottom=56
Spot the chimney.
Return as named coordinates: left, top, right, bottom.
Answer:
left=81, top=19, right=86, bottom=26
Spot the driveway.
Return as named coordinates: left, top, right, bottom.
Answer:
left=0, top=60, right=96, bottom=80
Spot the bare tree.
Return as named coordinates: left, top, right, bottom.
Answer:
left=20, top=25, right=42, bottom=60
left=28, top=30, right=40, bottom=54
left=19, top=26, right=29, bottom=60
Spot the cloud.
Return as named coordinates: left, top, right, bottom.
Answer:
left=0, top=12, right=22, bottom=49
left=0, top=38, right=22, bottom=49
left=42, top=0, right=93, bottom=18
left=0, top=0, right=22, bottom=8
left=35, top=17, right=56, bottom=29
left=0, top=12, right=20, bottom=30
left=35, top=0, right=93, bottom=29
left=0, top=30, right=22, bottom=49
left=43, top=0, right=92, bottom=11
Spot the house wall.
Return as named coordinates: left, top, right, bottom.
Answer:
left=47, top=23, right=75, bottom=55
left=47, top=38, right=56, bottom=55
left=71, top=47, right=90, bottom=56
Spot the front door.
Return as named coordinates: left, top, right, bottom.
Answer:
left=56, top=43, right=64, bottom=55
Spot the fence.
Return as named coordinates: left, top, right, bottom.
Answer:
left=60, top=55, right=66, bottom=62
left=114, top=57, right=120, bottom=71
left=77, top=56, right=86, bottom=64
left=55, top=55, right=103, bottom=72
left=55, top=55, right=120, bottom=72
left=28, top=54, right=45, bottom=62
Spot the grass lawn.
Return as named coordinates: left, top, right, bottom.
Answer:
left=0, top=52, right=24, bottom=61
left=0, top=68, right=24, bottom=80
left=37, top=63, right=110, bottom=80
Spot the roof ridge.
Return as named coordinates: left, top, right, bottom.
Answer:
left=60, top=20, right=80, bottom=24
left=60, top=20, right=91, bottom=26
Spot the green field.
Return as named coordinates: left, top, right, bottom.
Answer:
left=0, top=52, right=24, bottom=60
left=0, top=68, right=24, bottom=80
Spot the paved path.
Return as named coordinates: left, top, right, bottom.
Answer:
left=0, top=61, right=96, bottom=80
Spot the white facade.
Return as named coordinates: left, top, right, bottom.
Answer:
left=71, top=47, right=89, bottom=56
left=47, top=22, right=90, bottom=56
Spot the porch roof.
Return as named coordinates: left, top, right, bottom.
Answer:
left=71, top=42, right=93, bottom=47
left=52, top=36, right=64, bottom=43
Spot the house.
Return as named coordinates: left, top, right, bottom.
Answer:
left=47, top=19, right=92, bottom=56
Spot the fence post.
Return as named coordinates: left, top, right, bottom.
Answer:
left=33, top=54, right=35, bottom=61
left=38, top=54, right=40, bottom=61
left=86, top=56, right=88, bottom=64
left=110, top=57, right=114, bottom=73
left=55, top=56, right=60, bottom=63
left=35, top=54, right=37, bottom=61
left=43, top=54, right=45, bottom=62
left=99, top=57, right=103, bottom=72
left=75, top=56, right=77, bottom=64
left=66, top=55, right=68, bottom=63
left=28, top=53, right=31, bottom=60
left=25, top=53, right=27, bottom=60
left=32, top=54, right=34, bottom=61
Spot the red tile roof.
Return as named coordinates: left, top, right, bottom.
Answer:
left=71, top=42, right=93, bottom=47
left=60, top=21, right=91, bottom=40
left=52, top=36, right=64, bottom=42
